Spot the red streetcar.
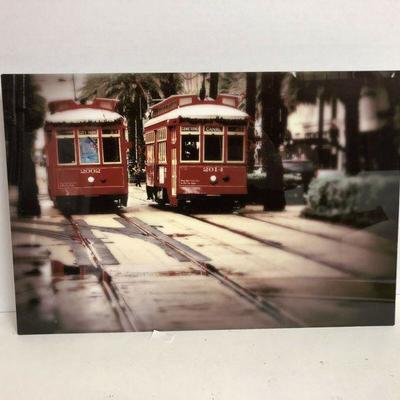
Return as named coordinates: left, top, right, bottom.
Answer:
left=44, top=98, right=129, bottom=210
left=144, top=94, right=249, bottom=208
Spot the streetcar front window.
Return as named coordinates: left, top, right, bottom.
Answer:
left=204, top=135, right=223, bottom=161
left=103, top=137, right=120, bottom=163
left=56, top=131, right=76, bottom=165
left=102, top=129, right=120, bottom=163
left=79, top=129, right=99, bottom=164
left=181, top=135, right=200, bottom=161
left=227, top=135, right=244, bottom=162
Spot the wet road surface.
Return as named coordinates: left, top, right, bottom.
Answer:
left=10, top=185, right=397, bottom=333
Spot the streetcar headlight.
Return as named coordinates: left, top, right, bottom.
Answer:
left=210, top=175, right=217, bottom=184
left=87, top=176, right=95, bottom=183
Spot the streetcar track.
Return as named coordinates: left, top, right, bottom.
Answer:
left=66, top=215, right=139, bottom=332
left=238, top=213, right=396, bottom=255
left=12, top=226, right=71, bottom=241
left=62, top=207, right=394, bottom=330
left=117, top=212, right=304, bottom=328
left=250, top=294, right=394, bottom=303
left=187, top=214, right=376, bottom=279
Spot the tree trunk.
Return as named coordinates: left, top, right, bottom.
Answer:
left=159, top=73, right=181, bottom=98
left=1, top=75, right=18, bottom=185
left=317, top=91, right=325, bottom=168
left=16, top=75, right=41, bottom=217
left=199, top=73, right=206, bottom=100
left=329, top=96, right=341, bottom=169
left=134, top=91, right=146, bottom=170
left=209, top=73, right=219, bottom=99
left=381, top=75, right=400, bottom=170
left=260, top=72, right=286, bottom=211
left=246, top=72, right=257, bottom=172
left=340, top=79, right=361, bottom=175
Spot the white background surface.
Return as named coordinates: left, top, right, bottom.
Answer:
left=0, top=1, right=399, bottom=398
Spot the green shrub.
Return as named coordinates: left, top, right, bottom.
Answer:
left=303, top=172, right=399, bottom=227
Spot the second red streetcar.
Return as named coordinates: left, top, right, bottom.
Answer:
left=144, top=94, right=249, bottom=208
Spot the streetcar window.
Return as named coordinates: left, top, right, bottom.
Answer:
left=227, top=135, right=244, bottom=161
left=57, top=138, right=76, bottom=164
left=158, top=141, right=167, bottom=163
left=146, top=144, right=154, bottom=163
left=102, top=129, right=120, bottom=163
left=157, top=127, right=167, bottom=141
left=79, top=129, right=99, bottom=164
left=204, top=135, right=223, bottom=161
left=181, top=135, right=200, bottom=161
left=56, top=131, right=75, bottom=165
left=102, top=137, right=120, bottom=163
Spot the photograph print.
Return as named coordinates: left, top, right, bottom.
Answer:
left=1, top=71, right=399, bottom=334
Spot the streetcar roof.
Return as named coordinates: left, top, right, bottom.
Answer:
left=144, top=104, right=248, bottom=128
left=46, top=108, right=123, bottom=124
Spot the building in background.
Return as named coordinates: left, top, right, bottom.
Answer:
left=253, top=79, right=395, bottom=172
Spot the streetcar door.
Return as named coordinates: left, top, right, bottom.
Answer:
left=146, top=143, right=155, bottom=187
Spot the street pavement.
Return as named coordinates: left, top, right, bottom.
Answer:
left=9, top=172, right=397, bottom=334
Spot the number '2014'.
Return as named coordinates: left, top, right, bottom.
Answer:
left=203, top=167, right=223, bottom=173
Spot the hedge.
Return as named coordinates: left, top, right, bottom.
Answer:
left=303, top=172, right=399, bottom=227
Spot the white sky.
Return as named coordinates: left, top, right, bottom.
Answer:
left=35, top=74, right=87, bottom=102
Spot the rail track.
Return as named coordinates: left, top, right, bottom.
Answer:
left=60, top=208, right=395, bottom=331
left=116, top=212, right=304, bottom=328
left=64, top=211, right=304, bottom=330
left=186, top=213, right=376, bottom=279
left=237, top=213, right=396, bottom=255
left=66, top=215, right=139, bottom=332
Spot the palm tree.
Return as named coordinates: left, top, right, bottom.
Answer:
left=209, top=73, right=219, bottom=99
left=199, top=73, right=207, bottom=100
left=80, top=73, right=162, bottom=168
left=245, top=72, right=257, bottom=172
left=339, top=74, right=361, bottom=174
left=81, top=73, right=186, bottom=168
left=158, top=73, right=183, bottom=98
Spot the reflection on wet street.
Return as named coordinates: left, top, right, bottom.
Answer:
left=10, top=183, right=398, bottom=334
left=14, top=251, right=123, bottom=334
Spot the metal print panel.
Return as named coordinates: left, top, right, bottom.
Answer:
left=1, top=72, right=398, bottom=334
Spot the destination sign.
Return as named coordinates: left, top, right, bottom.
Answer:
left=181, top=126, right=199, bottom=133
left=204, top=126, right=223, bottom=133
left=78, top=129, right=98, bottom=136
